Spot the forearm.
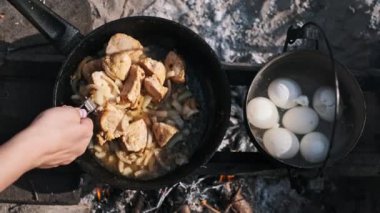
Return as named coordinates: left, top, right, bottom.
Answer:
left=0, top=129, right=39, bottom=192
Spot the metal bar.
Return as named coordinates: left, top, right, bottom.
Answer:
left=198, top=152, right=281, bottom=175
left=221, top=62, right=261, bottom=86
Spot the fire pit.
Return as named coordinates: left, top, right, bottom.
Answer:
left=1, top=0, right=380, bottom=212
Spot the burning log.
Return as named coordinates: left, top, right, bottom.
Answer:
left=201, top=199, right=221, bottom=213
left=219, top=175, right=235, bottom=183
left=179, top=204, right=191, bottom=213
left=224, top=183, right=253, bottom=213
left=132, top=193, right=145, bottom=213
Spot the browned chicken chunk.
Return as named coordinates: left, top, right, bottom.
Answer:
left=119, top=115, right=130, bottom=132
left=106, top=33, right=143, bottom=55
left=114, top=114, right=130, bottom=138
left=126, top=50, right=144, bottom=64
left=100, top=104, right=125, bottom=140
left=120, top=65, right=145, bottom=105
left=103, top=52, right=132, bottom=81
left=164, top=51, right=186, bottom=83
left=140, top=58, right=166, bottom=85
left=122, top=119, right=148, bottom=152
left=143, top=76, right=168, bottom=102
left=91, top=71, right=120, bottom=106
left=152, top=122, right=178, bottom=147
left=82, top=58, right=102, bottom=82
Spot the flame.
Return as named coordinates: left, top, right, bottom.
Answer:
left=227, top=175, right=235, bottom=182
left=219, top=175, right=235, bottom=182
left=96, top=187, right=102, bottom=201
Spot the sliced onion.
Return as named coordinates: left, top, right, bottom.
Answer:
left=163, top=80, right=172, bottom=102
left=167, top=71, right=176, bottom=78
left=142, top=96, right=152, bottom=109
left=165, top=119, right=176, bottom=127
left=118, top=160, right=125, bottom=173
left=172, top=114, right=184, bottom=128
left=116, top=151, right=132, bottom=164
left=95, top=151, right=106, bottom=159
left=122, top=167, right=133, bottom=176
left=168, top=110, right=180, bottom=118
left=182, top=105, right=192, bottom=116
left=134, top=169, right=148, bottom=178
left=154, top=150, right=171, bottom=171
left=171, top=100, right=182, bottom=112
left=143, top=152, right=154, bottom=166
left=184, top=109, right=199, bottom=120
left=177, top=91, right=192, bottom=102
left=153, top=110, right=168, bottom=118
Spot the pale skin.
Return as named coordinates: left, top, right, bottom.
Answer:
left=0, top=106, right=93, bottom=192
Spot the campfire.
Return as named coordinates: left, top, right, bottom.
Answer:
left=1, top=0, right=380, bottom=212
left=83, top=175, right=253, bottom=213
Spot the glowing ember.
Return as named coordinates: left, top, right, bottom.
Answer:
left=219, top=175, right=235, bottom=182
left=96, top=187, right=102, bottom=202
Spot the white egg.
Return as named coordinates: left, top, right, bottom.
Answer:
left=282, top=107, right=319, bottom=134
left=263, top=128, right=299, bottom=159
left=313, top=86, right=336, bottom=122
left=268, top=78, right=302, bottom=109
left=247, top=97, right=279, bottom=129
left=300, top=132, right=330, bottom=163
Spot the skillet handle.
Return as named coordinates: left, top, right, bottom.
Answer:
left=7, top=0, right=83, bottom=55
left=221, top=62, right=261, bottom=86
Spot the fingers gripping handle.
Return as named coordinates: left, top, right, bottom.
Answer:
left=80, top=99, right=97, bottom=118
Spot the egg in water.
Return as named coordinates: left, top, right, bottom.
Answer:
left=268, top=78, right=302, bottom=109
left=300, top=132, right=330, bottom=163
left=263, top=128, right=299, bottom=159
left=247, top=97, right=279, bottom=129
left=313, top=86, right=336, bottom=122
left=282, top=106, right=319, bottom=134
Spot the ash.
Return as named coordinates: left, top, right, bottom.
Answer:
left=82, top=0, right=380, bottom=212
left=80, top=176, right=257, bottom=212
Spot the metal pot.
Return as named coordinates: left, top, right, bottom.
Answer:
left=245, top=49, right=366, bottom=168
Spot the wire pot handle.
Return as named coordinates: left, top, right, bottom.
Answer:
left=282, top=22, right=340, bottom=170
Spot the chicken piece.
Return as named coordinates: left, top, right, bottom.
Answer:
left=122, top=119, right=148, bottom=152
left=103, top=52, right=132, bottom=81
left=119, top=115, right=130, bottom=132
left=120, top=65, right=145, bottom=105
left=152, top=122, right=178, bottom=147
left=82, top=58, right=102, bottom=82
left=129, top=94, right=145, bottom=110
left=100, top=104, right=125, bottom=140
left=91, top=71, right=120, bottom=106
left=143, top=76, right=168, bottom=102
left=126, top=50, right=144, bottom=64
left=114, top=114, right=130, bottom=138
left=139, top=58, right=166, bottom=85
left=106, top=33, right=143, bottom=55
left=164, top=51, right=186, bottom=83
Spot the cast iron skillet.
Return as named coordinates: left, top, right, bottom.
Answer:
left=7, top=0, right=252, bottom=189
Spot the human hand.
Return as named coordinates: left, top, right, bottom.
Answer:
left=0, top=106, right=93, bottom=191
left=24, top=106, right=93, bottom=168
